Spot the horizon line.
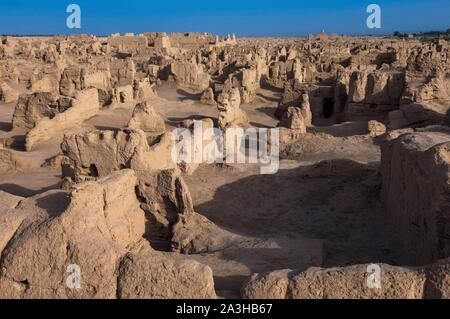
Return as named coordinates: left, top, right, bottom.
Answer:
left=2, top=28, right=449, bottom=39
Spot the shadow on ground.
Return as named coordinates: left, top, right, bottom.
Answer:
left=191, top=159, right=400, bottom=269
left=0, top=182, right=60, bottom=197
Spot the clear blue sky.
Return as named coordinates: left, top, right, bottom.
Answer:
left=0, top=0, right=448, bottom=36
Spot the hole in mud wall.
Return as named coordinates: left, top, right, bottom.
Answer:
left=89, top=164, right=99, bottom=177
left=119, top=92, right=125, bottom=103
left=323, top=98, right=334, bottom=119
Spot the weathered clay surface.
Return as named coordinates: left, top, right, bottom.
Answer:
left=380, top=127, right=450, bottom=264
left=242, top=263, right=427, bottom=299
left=127, top=101, right=166, bottom=133
left=25, top=88, right=100, bottom=151
left=1, top=31, right=450, bottom=300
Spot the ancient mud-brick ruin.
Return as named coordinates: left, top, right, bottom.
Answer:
left=0, top=30, right=450, bottom=299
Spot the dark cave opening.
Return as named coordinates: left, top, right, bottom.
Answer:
left=89, top=164, right=99, bottom=177
left=323, top=98, right=334, bottom=119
